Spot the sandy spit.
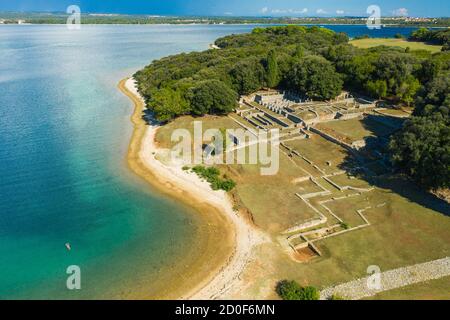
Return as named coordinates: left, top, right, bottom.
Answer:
left=119, top=77, right=268, bottom=300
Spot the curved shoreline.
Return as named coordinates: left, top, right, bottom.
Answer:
left=119, top=77, right=266, bottom=300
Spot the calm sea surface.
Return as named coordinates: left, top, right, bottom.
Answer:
left=0, top=24, right=422, bottom=299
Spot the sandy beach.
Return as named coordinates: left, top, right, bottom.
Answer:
left=119, top=77, right=268, bottom=300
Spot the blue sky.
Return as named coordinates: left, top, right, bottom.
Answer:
left=1, top=0, right=448, bottom=17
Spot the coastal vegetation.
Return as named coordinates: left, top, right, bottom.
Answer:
left=135, top=26, right=349, bottom=121
left=191, top=165, right=236, bottom=192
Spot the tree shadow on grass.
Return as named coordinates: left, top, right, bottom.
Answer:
left=338, top=117, right=450, bottom=217
left=360, top=114, right=405, bottom=138
left=371, top=176, right=450, bottom=216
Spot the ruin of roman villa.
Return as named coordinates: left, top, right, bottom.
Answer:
left=224, top=90, right=411, bottom=261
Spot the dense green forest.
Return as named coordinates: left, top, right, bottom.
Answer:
left=135, top=25, right=449, bottom=190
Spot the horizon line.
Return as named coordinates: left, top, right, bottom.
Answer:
left=0, top=11, right=449, bottom=19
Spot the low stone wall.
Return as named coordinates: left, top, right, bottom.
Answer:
left=320, top=257, right=450, bottom=300
left=286, top=113, right=303, bottom=124
left=255, top=93, right=284, bottom=104
left=263, top=112, right=290, bottom=128
left=336, top=112, right=362, bottom=120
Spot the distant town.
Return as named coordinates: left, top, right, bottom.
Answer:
left=0, top=12, right=449, bottom=27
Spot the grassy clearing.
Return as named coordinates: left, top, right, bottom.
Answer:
left=367, top=276, right=450, bottom=300
left=350, top=38, right=443, bottom=53
left=155, top=115, right=242, bottom=149
left=249, top=181, right=450, bottom=294
left=327, top=173, right=373, bottom=190
left=284, top=135, right=348, bottom=174
left=376, top=108, right=411, bottom=118
left=323, top=195, right=372, bottom=228
left=318, top=117, right=395, bottom=142
left=222, top=151, right=319, bottom=233
left=297, top=179, right=325, bottom=195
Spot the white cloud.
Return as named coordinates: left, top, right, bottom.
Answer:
left=316, top=9, right=327, bottom=15
left=261, top=7, right=269, bottom=14
left=269, top=8, right=308, bottom=15
left=336, top=10, right=345, bottom=15
left=297, top=8, right=308, bottom=14
left=392, top=8, right=409, bottom=16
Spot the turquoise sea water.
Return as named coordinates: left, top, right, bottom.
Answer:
left=0, top=24, right=423, bottom=299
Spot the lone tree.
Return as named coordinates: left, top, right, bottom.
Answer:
left=189, top=80, right=238, bottom=116
left=276, top=280, right=320, bottom=300
left=265, top=49, right=280, bottom=88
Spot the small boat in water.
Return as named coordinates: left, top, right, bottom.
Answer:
left=65, top=243, right=71, bottom=251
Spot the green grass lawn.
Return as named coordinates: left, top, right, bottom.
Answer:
left=367, top=276, right=450, bottom=300
left=350, top=38, right=443, bottom=53
left=259, top=181, right=450, bottom=291
left=284, top=135, right=348, bottom=174
left=327, top=173, right=373, bottom=190
left=318, top=117, right=396, bottom=142
left=223, top=151, right=320, bottom=233
left=376, top=108, right=411, bottom=118
left=155, top=115, right=242, bottom=149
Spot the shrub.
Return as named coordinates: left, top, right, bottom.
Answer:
left=276, top=280, right=320, bottom=300
left=191, top=166, right=236, bottom=192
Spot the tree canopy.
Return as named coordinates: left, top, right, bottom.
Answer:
left=135, top=26, right=443, bottom=121
left=134, top=26, right=352, bottom=121
left=287, top=55, right=343, bottom=100
left=189, top=80, right=238, bottom=116
left=389, top=52, right=450, bottom=190
left=390, top=115, right=450, bottom=190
